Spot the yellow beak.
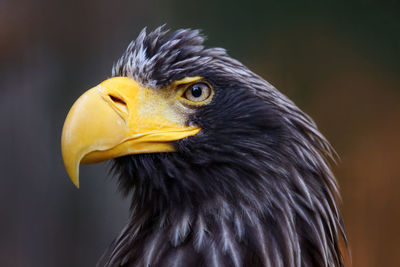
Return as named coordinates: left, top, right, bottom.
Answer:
left=61, top=77, right=200, bottom=188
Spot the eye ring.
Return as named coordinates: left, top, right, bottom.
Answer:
left=182, top=82, right=213, bottom=104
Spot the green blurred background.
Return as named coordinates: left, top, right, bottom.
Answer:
left=1, top=0, right=399, bottom=266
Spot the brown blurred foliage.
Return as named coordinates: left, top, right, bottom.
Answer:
left=1, top=0, right=399, bottom=266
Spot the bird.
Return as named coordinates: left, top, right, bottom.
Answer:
left=61, top=26, right=347, bottom=267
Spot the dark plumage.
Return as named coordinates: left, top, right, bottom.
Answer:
left=102, top=26, right=346, bottom=267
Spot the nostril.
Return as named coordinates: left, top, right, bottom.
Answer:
left=109, top=94, right=128, bottom=113
left=109, top=95, right=126, bottom=106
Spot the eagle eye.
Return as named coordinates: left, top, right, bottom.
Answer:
left=182, top=82, right=212, bottom=103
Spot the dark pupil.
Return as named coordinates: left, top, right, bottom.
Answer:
left=191, top=85, right=203, bottom=98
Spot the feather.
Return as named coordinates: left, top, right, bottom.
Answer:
left=103, top=26, right=347, bottom=267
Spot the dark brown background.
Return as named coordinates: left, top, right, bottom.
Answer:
left=1, top=0, right=399, bottom=266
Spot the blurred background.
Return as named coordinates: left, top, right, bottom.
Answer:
left=1, top=0, right=399, bottom=266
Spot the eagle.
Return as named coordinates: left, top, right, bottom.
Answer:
left=61, top=26, right=347, bottom=267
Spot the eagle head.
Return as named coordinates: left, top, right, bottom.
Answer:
left=61, top=26, right=346, bottom=267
